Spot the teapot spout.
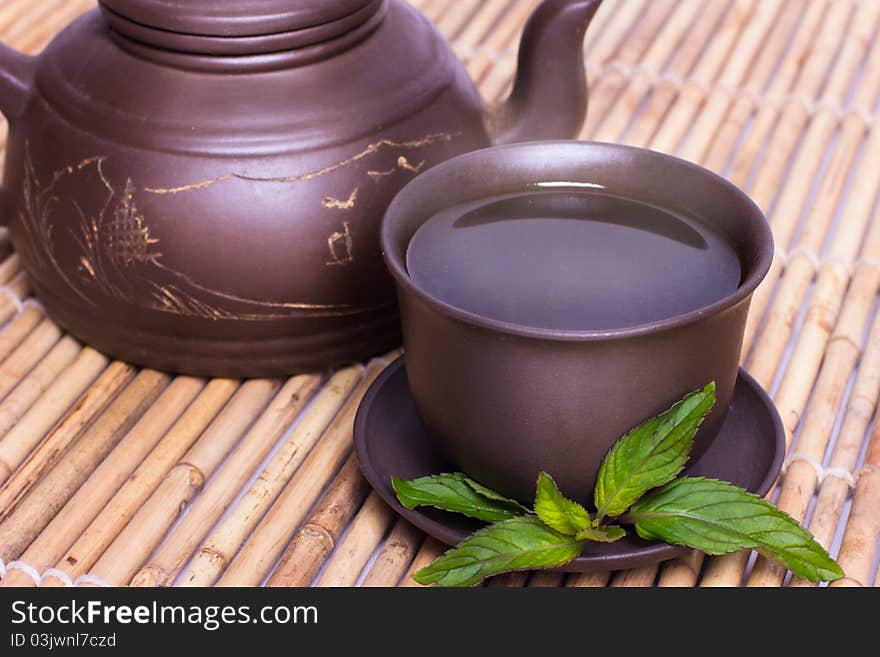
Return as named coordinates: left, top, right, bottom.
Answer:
left=486, top=0, right=601, bottom=145
left=0, top=42, right=35, bottom=121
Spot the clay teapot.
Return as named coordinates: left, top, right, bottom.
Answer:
left=0, top=0, right=601, bottom=376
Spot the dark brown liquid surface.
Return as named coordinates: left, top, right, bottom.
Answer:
left=406, top=189, right=742, bottom=331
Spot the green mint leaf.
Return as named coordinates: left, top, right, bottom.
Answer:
left=463, top=477, right=521, bottom=504
left=413, top=516, right=585, bottom=587
left=625, top=477, right=845, bottom=583
left=534, top=472, right=592, bottom=536
left=594, top=382, right=716, bottom=521
left=575, top=525, right=627, bottom=542
left=392, top=473, right=529, bottom=523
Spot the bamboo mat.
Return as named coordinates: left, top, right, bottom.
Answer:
left=0, top=0, right=878, bottom=588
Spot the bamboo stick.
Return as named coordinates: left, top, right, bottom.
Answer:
left=480, top=0, right=644, bottom=103
left=658, top=549, right=704, bottom=587
left=1, top=376, right=203, bottom=586
left=1, top=0, right=65, bottom=47
left=646, top=0, right=760, bottom=153
left=0, top=318, right=62, bottom=403
left=0, top=0, right=87, bottom=150
left=0, top=369, right=167, bottom=562
left=400, top=538, right=445, bottom=587
left=414, top=0, right=449, bottom=24
left=0, top=336, right=79, bottom=438
left=764, top=158, right=880, bottom=444
left=833, top=320, right=880, bottom=588
left=833, top=445, right=880, bottom=587
left=0, top=0, right=94, bottom=144
left=178, top=367, right=361, bottom=586
left=675, top=0, right=785, bottom=163
left=747, top=151, right=872, bottom=383
left=19, top=0, right=93, bottom=50
left=0, top=348, right=109, bottom=489
left=789, top=297, right=880, bottom=587
left=2, top=0, right=875, bottom=592
left=85, top=379, right=279, bottom=587
left=528, top=571, right=567, bottom=587
left=0, top=359, right=131, bottom=509
left=466, top=0, right=538, bottom=84
left=452, top=0, right=510, bottom=65
left=621, top=0, right=733, bottom=148
left=646, top=5, right=845, bottom=597
left=435, top=0, right=479, bottom=41
left=591, top=0, right=704, bottom=143
left=567, top=571, right=611, bottom=587
left=722, top=282, right=863, bottom=587
left=0, top=253, right=20, bottom=284
left=0, top=0, right=77, bottom=152
left=580, top=0, right=677, bottom=139
left=216, top=358, right=391, bottom=587
left=734, top=0, right=855, bottom=210
left=743, top=4, right=880, bottom=379
left=0, top=306, right=43, bottom=366
left=40, top=379, right=238, bottom=586
left=708, top=173, right=880, bottom=587
left=584, top=0, right=646, bottom=70
left=701, top=13, right=804, bottom=174
left=702, top=1, right=824, bottom=174
left=748, top=269, right=880, bottom=585
left=117, top=374, right=321, bottom=587
left=486, top=572, right=529, bottom=587
left=611, top=566, right=657, bottom=587
left=579, top=0, right=615, bottom=59
left=266, top=454, right=371, bottom=587
left=361, top=518, right=423, bottom=587
left=703, top=31, right=880, bottom=590
left=316, top=492, right=395, bottom=587
left=0, top=0, right=39, bottom=35
left=422, top=0, right=453, bottom=24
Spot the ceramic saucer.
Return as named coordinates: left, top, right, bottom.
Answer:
left=354, top=357, right=785, bottom=573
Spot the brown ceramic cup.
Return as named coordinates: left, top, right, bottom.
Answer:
left=381, top=141, right=773, bottom=503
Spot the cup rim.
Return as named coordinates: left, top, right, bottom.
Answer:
left=381, top=140, right=774, bottom=342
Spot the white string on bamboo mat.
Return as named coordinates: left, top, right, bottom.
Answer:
left=771, top=251, right=880, bottom=280
left=782, top=452, right=858, bottom=489
left=0, top=285, right=23, bottom=314
left=582, top=59, right=879, bottom=127
left=41, top=568, right=76, bottom=587
left=0, top=557, right=113, bottom=587
left=857, top=256, right=880, bottom=275
left=22, top=298, right=43, bottom=314
left=455, top=43, right=513, bottom=64
left=4, top=560, right=42, bottom=586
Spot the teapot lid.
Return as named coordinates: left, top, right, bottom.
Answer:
left=99, top=0, right=376, bottom=37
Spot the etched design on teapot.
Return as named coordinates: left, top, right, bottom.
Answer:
left=326, top=222, right=354, bottom=267
left=17, top=132, right=459, bottom=321
left=141, top=133, right=458, bottom=195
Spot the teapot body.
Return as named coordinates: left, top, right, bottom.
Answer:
left=3, top=2, right=490, bottom=375
left=0, top=0, right=601, bottom=376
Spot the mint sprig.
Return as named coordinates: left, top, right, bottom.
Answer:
left=625, top=477, right=844, bottom=583
left=412, top=517, right=585, bottom=587
left=392, top=472, right=529, bottom=522
left=594, top=382, right=715, bottom=523
left=534, top=472, right=592, bottom=536
left=393, top=383, right=844, bottom=586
